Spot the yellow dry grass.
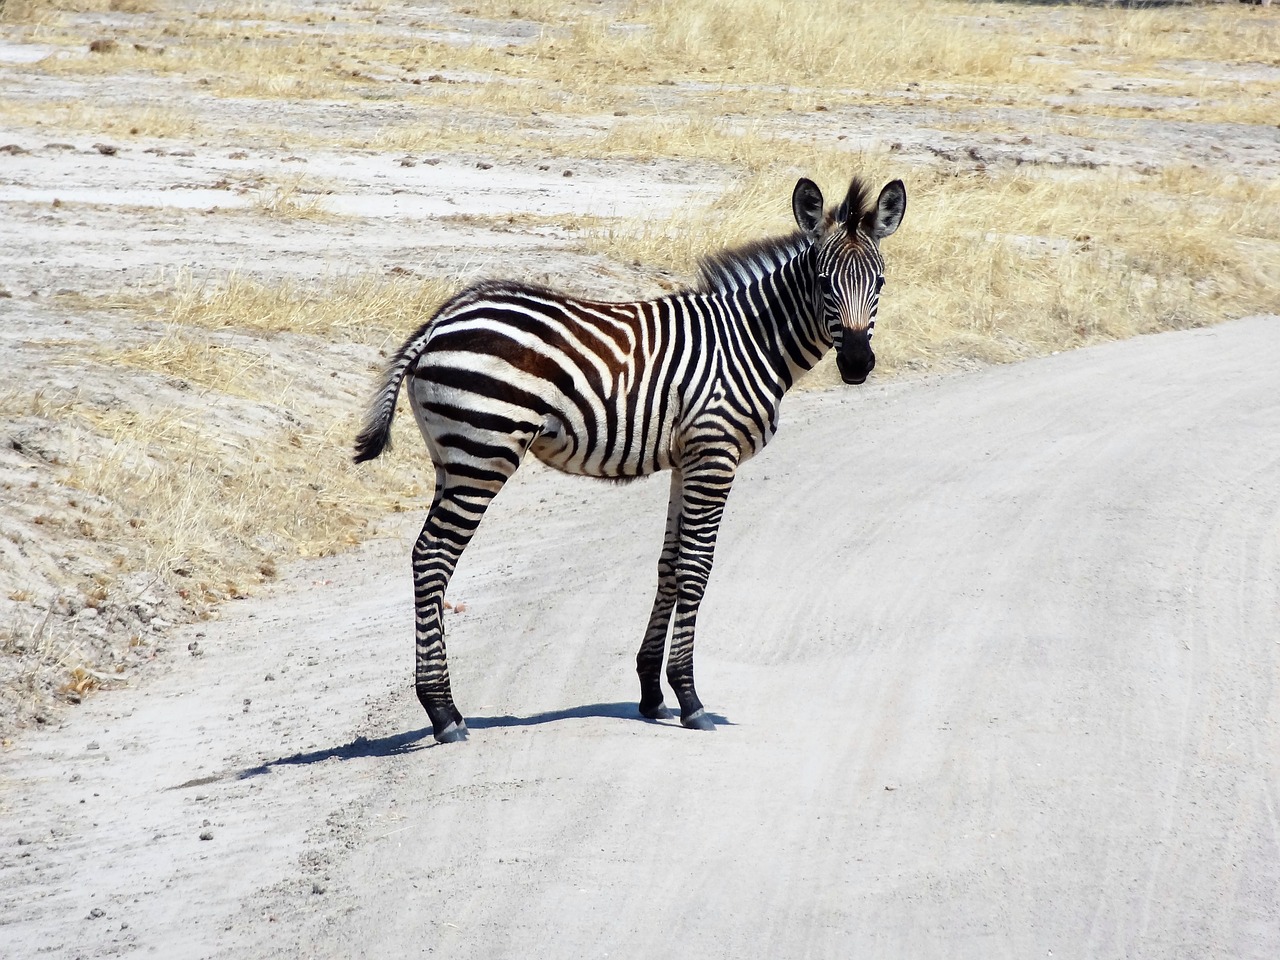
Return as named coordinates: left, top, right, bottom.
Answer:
left=1, top=0, right=153, bottom=20
left=3, top=0, right=1278, bottom=722
left=86, top=328, right=290, bottom=401
left=144, top=271, right=459, bottom=342
left=0, top=98, right=207, bottom=140
left=47, top=398, right=427, bottom=597
left=1054, top=4, right=1280, bottom=66
left=11, top=0, right=1277, bottom=135
left=248, top=173, right=337, bottom=219
left=619, top=0, right=1052, bottom=87
left=31, top=27, right=361, bottom=99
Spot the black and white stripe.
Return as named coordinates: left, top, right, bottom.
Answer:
left=355, top=176, right=906, bottom=742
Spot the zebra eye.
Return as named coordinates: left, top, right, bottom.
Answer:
left=875, top=276, right=885, bottom=293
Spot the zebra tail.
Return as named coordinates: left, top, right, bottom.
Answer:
left=352, top=318, right=435, bottom=464
left=352, top=283, right=494, bottom=463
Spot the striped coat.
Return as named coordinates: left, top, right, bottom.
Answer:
left=356, top=175, right=906, bottom=742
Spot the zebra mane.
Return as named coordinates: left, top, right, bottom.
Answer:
left=695, top=230, right=812, bottom=295
left=835, top=177, right=872, bottom=234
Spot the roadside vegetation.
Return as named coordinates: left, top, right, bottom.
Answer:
left=1, top=0, right=1277, bottom=730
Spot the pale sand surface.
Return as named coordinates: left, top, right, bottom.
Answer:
left=3, top=313, right=1277, bottom=959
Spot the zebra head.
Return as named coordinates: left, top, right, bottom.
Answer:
left=792, top=176, right=907, bottom=385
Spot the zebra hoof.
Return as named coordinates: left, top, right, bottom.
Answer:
left=640, top=702, right=675, bottom=721
left=434, top=719, right=469, bottom=744
left=681, top=708, right=715, bottom=731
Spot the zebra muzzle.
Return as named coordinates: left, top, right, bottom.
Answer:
left=836, top=329, right=875, bottom=385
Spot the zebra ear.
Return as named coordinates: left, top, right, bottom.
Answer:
left=861, top=179, right=907, bottom=242
left=792, top=178, right=824, bottom=233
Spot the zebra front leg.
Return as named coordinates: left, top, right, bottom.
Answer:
left=412, top=466, right=510, bottom=743
left=636, top=469, right=683, bottom=720
left=667, top=460, right=736, bottom=731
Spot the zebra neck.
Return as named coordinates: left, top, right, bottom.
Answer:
left=695, top=232, right=830, bottom=388
left=732, top=255, right=830, bottom=389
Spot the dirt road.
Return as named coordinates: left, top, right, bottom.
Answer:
left=3, top=314, right=1279, bottom=958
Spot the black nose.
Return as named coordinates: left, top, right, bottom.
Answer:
left=837, top=331, right=875, bottom=385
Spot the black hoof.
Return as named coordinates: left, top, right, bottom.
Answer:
left=640, top=701, right=675, bottom=721
left=433, top=719, right=469, bottom=743
left=681, top=708, right=715, bottom=731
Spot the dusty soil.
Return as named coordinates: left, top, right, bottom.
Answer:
left=2, top=1, right=1279, bottom=956
left=3, top=315, right=1279, bottom=958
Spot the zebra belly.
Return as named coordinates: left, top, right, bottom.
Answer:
left=527, top=409, right=675, bottom=479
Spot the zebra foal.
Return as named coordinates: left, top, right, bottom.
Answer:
left=355, top=175, right=906, bottom=742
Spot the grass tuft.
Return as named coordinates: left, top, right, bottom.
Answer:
left=152, top=271, right=460, bottom=341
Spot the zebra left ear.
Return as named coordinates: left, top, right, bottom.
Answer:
left=792, top=178, right=824, bottom=233
left=861, top=179, right=907, bottom=242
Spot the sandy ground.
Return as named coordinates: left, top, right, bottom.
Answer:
left=3, top=313, right=1278, bottom=958
left=3, top=2, right=1280, bottom=956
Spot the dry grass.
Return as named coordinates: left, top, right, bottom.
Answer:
left=20, top=0, right=1059, bottom=102
left=0, top=0, right=153, bottom=20
left=86, top=328, right=291, bottom=401
left=0, top=98, right=208, bottom=140
left=1045, top=94, right=1280, bottom=127
left=622, top=0, right=1053, bottom=87
left=248, top=173, right=336, bottom=219
left=33, top=26, right=367, bottom=99
left=4, top=268, right=462, bottom=635
left=3, top=0, right=1278, bottom=725
left=2, top=393, right=425, bottom=605
left=61, top=404, right=419, bottom=593
left=144, top=271, right=460, bottom=342
left=14, top=0, right=1276, bottom=129
left=1053, top=4, right=1280, bottom=66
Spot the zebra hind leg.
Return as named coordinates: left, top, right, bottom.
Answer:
left=412, top=456, right=519, bottom=743
left=635, top=469, right=682, bottom=721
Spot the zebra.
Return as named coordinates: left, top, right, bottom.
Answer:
left=354, top=175, right=906, bottom=743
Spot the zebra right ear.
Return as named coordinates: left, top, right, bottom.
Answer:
left=792, top=178, right=824, bottom=233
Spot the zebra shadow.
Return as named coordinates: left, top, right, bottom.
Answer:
left=170, top=703, right=732, bottom=787
left=466, top=700, right=733, bottom=731
left=170, top=726, right=435, bottom=787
